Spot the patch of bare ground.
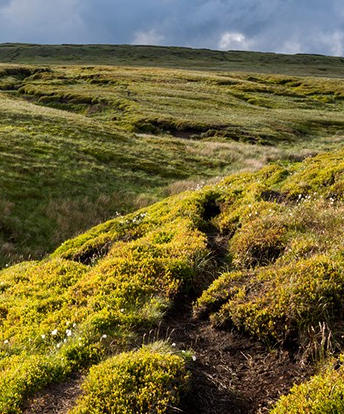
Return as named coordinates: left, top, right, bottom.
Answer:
left=22, top=373, right=84, bottom=414
left=162, top=302, right=314, bottom=414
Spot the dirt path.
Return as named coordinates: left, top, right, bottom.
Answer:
left=22, top=302, right=313, bottom=414
left=162, top=302, right=313, bottom=414
left=22, top=226, right=313, bottom=413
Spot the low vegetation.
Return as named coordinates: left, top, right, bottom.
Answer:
left=2, top=44, right=344, bottom=76
left=271, top=361, right=344, bottom=413
left=2, top=58, right=344, bottom=267
left=2, top=46, right=344, bottom=412
left=70, top=344, right=190, bottom=414
left=2, top=141, right=344, bottom=411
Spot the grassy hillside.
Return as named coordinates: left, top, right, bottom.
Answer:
left=2, top=146, right=344, bottom=412
left=2, top=63, right=344, bottom=267
left=2, top=46, right=344, bottom=412
left=1, top=43, right=344, bottom=75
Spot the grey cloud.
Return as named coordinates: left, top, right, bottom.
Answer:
left=0, top=0, right=343, bottom=56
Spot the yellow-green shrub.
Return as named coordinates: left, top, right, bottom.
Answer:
left=229, top=213, right=287, bottom=268
left=0, top=189, right=212, bottom=411
left=193, top=271, right=245, bottom=318
left=70, top=346, right=189, bottom=414
left=205, top=255, right=344, bottom=344
left=0, top=354, right=70, bottom=414
left=282, top=148, right=344, bottom=199
left=271, top=362, right=344, bottom=414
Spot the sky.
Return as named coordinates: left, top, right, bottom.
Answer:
left=0, top=0, right=344, bottom=56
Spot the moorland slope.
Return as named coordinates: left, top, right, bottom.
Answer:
left=2, top=58, right=344, bottom=266
left=1, top=46, right=344, bottom=413
left=2, top=146, right=344, bottom=413
left=2, top=43, right=344, bottom=76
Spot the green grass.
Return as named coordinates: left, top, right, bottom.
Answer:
left=3, top=46, right=344, bottom=412
left=0, top=186, right=210, bottom=412
left=2, top=63, right=344, bottom=266
left=271, top=361, right=344, bottom=413
left=70, top=344, right=190, bottom=414
left=2, top=145, right=344, bottom=412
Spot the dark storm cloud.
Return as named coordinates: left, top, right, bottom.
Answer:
left=0, top=0, right=343, bottom=55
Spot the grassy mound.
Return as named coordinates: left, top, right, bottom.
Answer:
left=0, top=187, right=215, bottom=413
left=194, top=154, right=344, bottom=347
left=197, top=255, right=344, bottom=345
left=271, top=361, right=344, bottom=413
left=70, top=344, right=189, bottom=414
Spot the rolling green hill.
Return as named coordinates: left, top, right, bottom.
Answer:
left=1, top=43, right=344, bottom=75
left=2, top=45, right=344, bottom=413
left=1, top=61, right=344, bottom=267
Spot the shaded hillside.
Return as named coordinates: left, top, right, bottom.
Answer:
left=2, top=146, right=344, bottom=412
left=1, top=44, right=344, bottom=75
left=2, top=64, right=344, bottom=267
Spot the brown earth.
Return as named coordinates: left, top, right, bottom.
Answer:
left=161, top=301, right=314, bottom=414
left=21, top=301, right=314, bottom=414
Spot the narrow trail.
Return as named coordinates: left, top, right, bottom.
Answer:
left=22, top=309, right=313, bottom=414
left=159, top=222, right=314, bottom=414
left=22, top=216, right=314, bottom=414
left=160, top=301, right=313, bottom=414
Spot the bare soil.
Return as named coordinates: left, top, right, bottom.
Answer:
left=162, top=302, right=314, bottom=414
left=21, top=303, right=313, bottom=414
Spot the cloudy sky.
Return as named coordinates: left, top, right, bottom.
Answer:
left=0, top=0, right=343, bottom=56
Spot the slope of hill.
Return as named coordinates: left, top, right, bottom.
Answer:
left=2, top=146, right=344, bottom=413
left=1, top=43, right=344, bottom=75
left=2, top=46, right=344, bottom=413
left=1, top=63, right=344, bottom=267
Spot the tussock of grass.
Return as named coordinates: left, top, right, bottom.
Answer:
left=271, top=361, right=344, bottom=413
left=194, top=154, right=344, bottom=348
left=70, top=345, right=189, bottom=414
left=0, top=189, right=214, bottom=412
